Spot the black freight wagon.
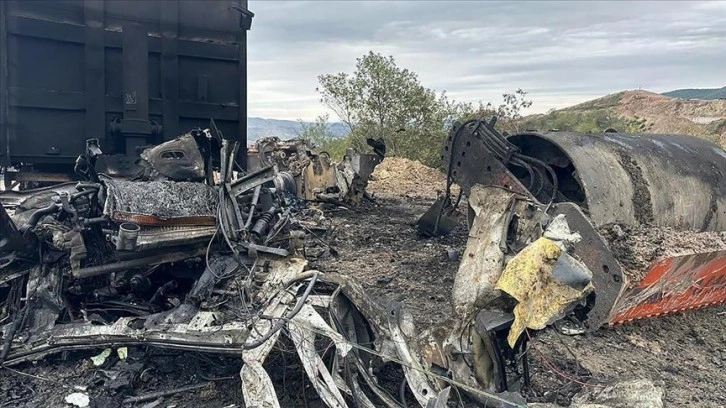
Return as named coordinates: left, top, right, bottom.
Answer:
left=0, top=0, right=253, bottom=187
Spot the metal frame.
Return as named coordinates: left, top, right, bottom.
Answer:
left=0, top=0, right=8, bottom=167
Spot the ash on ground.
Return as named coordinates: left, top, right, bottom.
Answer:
left=599, top=223, right=726, bottom=284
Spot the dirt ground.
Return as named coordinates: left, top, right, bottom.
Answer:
left=528, top=305, right=726, bottom=406
left=599, top=223, right=726, bottom=285
left=2, top=157, right=725, bottom=407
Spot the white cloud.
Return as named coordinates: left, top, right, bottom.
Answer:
left=247, top=0, right=726, bottom=120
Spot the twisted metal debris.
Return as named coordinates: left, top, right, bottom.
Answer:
left=4, top=118, right=725, bottom=407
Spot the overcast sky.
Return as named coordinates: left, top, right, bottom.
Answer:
left=247, top=0, right=726, bottom=121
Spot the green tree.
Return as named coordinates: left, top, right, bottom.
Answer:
left=518, top=109, right=652, bottom=134
left=297, top=114, right=349, bottom=159
left=456, top=89, right=533, bottom=134
left=298, top=114, right=335, bottom=147
left=498, top=89, right=533, bottom=133
left=317, top=51, right=457, bottom=166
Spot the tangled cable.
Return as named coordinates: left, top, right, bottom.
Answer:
left=449, top=118, right=559, bottom=204
left=434, top=117, right=559, bottom=235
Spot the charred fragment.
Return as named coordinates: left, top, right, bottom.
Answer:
left=3, top=127, right=475, bottom=408
left=506, top=131, right=726, bottom=231
left=248, top=136, right=383, bottom=205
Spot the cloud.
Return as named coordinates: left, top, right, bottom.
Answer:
left=247, top=0, right=726, bottom=120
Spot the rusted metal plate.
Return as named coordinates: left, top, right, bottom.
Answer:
left=443, top=121, right=530, bottom=198
left=608, top=250, right=726, bottom=324
left=550, top=203, right=625, bottom=330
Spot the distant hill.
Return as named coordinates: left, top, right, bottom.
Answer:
left=247, top=117, right=349, bottom=142
left=520, top=90, right=726, bottom=145
left=662, top=87, right=726, bottom=100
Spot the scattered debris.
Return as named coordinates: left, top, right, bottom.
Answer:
left=571, top=379, right=664, bottom=408
left=123, top=382, right=214, bottom=405
left=91, top=349, right=113, bottom=367
left=599, top=223, right=726, bottom=285
left=446, top=248, right=459, bottom=261
left=248, top=136, right=383, bottom=205
left=64, top=392, right=91, bottom=407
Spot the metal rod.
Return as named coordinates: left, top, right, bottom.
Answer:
left=72, top=247, right=206, bottom=279
left=230, top=165, right=276, bottom=197
left=244, top=185, right=261, bottom=229
left=122, top=382, right=213, bottom=404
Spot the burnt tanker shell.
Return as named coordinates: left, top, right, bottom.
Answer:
left=507, top=131, right=726, bottom=232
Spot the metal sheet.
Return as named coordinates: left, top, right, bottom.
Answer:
left=609, top=250, right=726, bottom=324
left=83, top=1, right=105, bottom=144
left=551, top=202, right=625, bottom=329
left=0, top=0, right=8, bottom=167
left=288, top=304, right=350, bottom=408
left=1, top=0, right=250, bottom=172
left=452, top=185, right=515, bottom=318
left=160, top=0, right=180, bottom=141
left=442, top=121, right=530, bottom=198
left=236, top=0, right=249, bottom=168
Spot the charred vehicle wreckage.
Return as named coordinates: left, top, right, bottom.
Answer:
left=3, top=118, right=726, bottom=407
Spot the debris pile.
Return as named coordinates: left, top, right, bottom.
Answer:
left=1, top=128, right=517, bottom=408
left=4, top=129, right=451, bottom=407
left=368, top=157, right=459, bottom=200
left=249, top=136, right=383, bottom=205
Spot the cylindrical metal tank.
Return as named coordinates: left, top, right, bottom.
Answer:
left=507, top=131, right=726, bottom=232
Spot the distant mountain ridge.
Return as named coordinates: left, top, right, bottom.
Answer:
left=662, top=86, right=726, bottom=100
left=247, top=117, right=349, bottom=142
left=521, top=89, right=726, bottom=145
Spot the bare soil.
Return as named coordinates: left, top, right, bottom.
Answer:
left=367, top=157, right=459, bottom=201
left=599, top=223, right=726, bottom=285
left=310, top=195, right=467, bottom=329
left=563, top=90, right=726, bottom=143
left=614, top=90, right=726, bottom=141
left=527, top=305, right=726, bottom=407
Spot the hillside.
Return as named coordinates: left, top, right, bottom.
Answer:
left=662, top=86, right=726, bottom=100
left=247, top=117, right=349, bottom=141
left=249, top=90, right=726, bottom=146
left=521, top=90, right=726, bottom=145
